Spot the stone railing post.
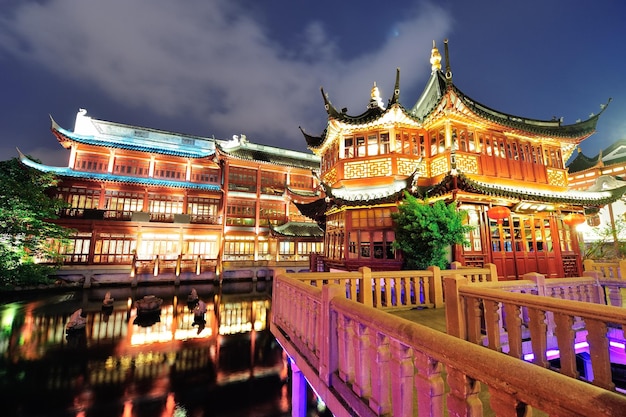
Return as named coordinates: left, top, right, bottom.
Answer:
left=619, top=260, right=626, bottom=280
left=583, top=270, right=605, bottom=304
left=485, top=263, right=498, bottom=282
left=523, top=272, right=545, bottom=296
left=319, top=283, right=344, bottom=386
left=582, top=259, right=595, bottom=273
left=428, top=266, right=444, bottom=308
left=443, top=275, right=469, bottom=339
left=358, top=266, right=374, bottom=307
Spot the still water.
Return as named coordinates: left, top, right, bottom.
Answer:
left=0, top=281, right=326, bottom=417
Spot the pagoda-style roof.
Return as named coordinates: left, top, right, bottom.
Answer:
left=568, top=139, right=626, bottom=174
left=216, top=135, right=320, bottom=170
left=567, top=149, right=603, bottom=173
left=303, top=40, right=609, bottom=153
left=51, top=109, right=215, bottom=158
left=19, top=151, right=221, bottom=192
left=427, top=172, right=626, bottom=207
left=269, top=222, right=324, bottom=238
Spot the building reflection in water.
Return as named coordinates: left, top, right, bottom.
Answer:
left=0, top=281, right=294, bottom=417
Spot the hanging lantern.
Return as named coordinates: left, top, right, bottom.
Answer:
left=487, top=206, right=511, bottom=222
left=563, top=212, right=585, bottom=227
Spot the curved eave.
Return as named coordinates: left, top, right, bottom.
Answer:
left=19, top=153, right=222, bottom=192
left=453, top=88, right=610, bottom=139
left=286, top=186, right=321, bottom=198
left=300, top=126, right=327, bottom=150
left=269, top=222, right=324, bottom=238
left=216, top=143, right=320, bottom=170
left=428, top=172, right=626, bottom=207
left=567, top=151, right=602, bottom=173
left=51, top=117, right=215, bottom=159
left=409, top=71, right=447, bottom=121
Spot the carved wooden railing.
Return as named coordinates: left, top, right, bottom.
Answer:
left=271, top=272, right=626, bottom=416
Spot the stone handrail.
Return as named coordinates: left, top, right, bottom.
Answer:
left=445, top=275, right=626, bottom=392
left=583, top=259, right=626, bottom=280
left=271, top=272, right=626, bottom=416
left=273, top=264, right=496, bottom=311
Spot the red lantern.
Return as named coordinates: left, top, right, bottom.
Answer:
left=563, top=212, right=585, bottom=227
left=487, top=206, right=511, bottom=223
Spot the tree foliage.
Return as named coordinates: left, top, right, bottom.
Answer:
left=0, top=157, right=70, bottom=288
left=392, top=192, right=473, bottom=270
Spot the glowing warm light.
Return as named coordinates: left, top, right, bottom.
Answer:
left=563, top=212, right=586, bottom=226
left=487, top=206, right=510, bottom=222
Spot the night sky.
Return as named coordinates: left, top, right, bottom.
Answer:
left=0, top=0, right=624, bottom=167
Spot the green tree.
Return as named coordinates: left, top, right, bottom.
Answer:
left=0, top=157, right=70, bottom=288
left=392, top=192, right=473, bottom=270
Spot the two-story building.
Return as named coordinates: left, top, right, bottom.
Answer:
left=20, top=109, right=323, bottom=281
left=298, top=40, right=625, bottom=279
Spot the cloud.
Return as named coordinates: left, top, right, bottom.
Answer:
left=0, top=0, right=452, bottom=151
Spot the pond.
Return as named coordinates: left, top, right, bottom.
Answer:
left=0, top=281, right=327, bottom=416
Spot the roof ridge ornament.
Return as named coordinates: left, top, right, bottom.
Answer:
left=444, top=39, right=452, bottom=82
left=430, top=40, right=442, bottom=72
left=368, top=82, right=385, bottom=109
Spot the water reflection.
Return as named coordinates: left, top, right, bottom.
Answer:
left=0, top=281, right=296, bottom=417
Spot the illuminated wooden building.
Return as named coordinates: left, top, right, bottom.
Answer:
left=567, top=140, right=626, bottom=254
left=299, top=40, right=624, bottom=279
left=21, top=109, right=322, bottom=280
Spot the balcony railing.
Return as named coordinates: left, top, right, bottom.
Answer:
left=57, top=209, right=221, bottom=225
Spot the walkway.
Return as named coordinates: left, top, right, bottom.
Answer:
left=388, top=306, right=448, bottom=333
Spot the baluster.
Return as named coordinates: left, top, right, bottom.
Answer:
left=383, top=278, right=392, bottom=308
left=414, top=351, right=445, bottom=417
left=336, top=314, right=351, bottom=382
left=445, top=366, right=483, bottom=416
left=389, top=340, right=415, bottom=417
left=484, top=299, right=502, bottom=351
left=312, top=300, right=320, bottom=357
left=352, top=324, right=371, bottom=398
left=488, top=389, right=532, bottom=417
left=422, top=276, right=430, bottom=306
left=368, top=333, right=391, bottom=415
left=402, top=276, right=411, bottom=306
left=554, top=312, right=578, bottom=379
left=466, top=297, right=482, bottom=344
left=527, top=307, right=549, bottom=368
left=586, top=319, right=615, bottom=391
left=503, top=303, right=523, bottom=358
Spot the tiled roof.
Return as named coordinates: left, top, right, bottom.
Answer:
left=427, top=172, right=626, bottom=206
left=216, top=138, right=320, bottom=170
left=19, top=152, right=222, bottom=192
left=270, top=222, right=324, bottom=238
left=52, top=118, right=215, bottom=158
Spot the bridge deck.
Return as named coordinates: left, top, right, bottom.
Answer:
left=389, top=306, right=448, bottom=333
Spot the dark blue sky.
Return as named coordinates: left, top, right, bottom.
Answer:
left=0, top=0, right=624, bottom=166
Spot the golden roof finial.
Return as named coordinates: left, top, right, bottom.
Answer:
left=371, top=82, right=381, bottom=101
left=368, top=82, right=385, bottom=109
left=430, top=40, right=442, bottom=72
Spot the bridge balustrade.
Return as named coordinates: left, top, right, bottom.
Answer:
left=271, top=271, right=626, bottom=416
left=445, top=273, right=626, bottom=392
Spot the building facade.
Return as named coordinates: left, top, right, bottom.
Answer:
left=568, top=140, right=626, bottom=257
left=21, top=109, right=323, bottom=280
left=298, top=40, right=624, bottom=279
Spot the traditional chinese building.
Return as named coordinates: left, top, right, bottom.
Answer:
left=299, top=40, right=624, bottom=279
left=568, top=140, right=626, bottom=256
left=20, top=109, right=322, bottom=281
